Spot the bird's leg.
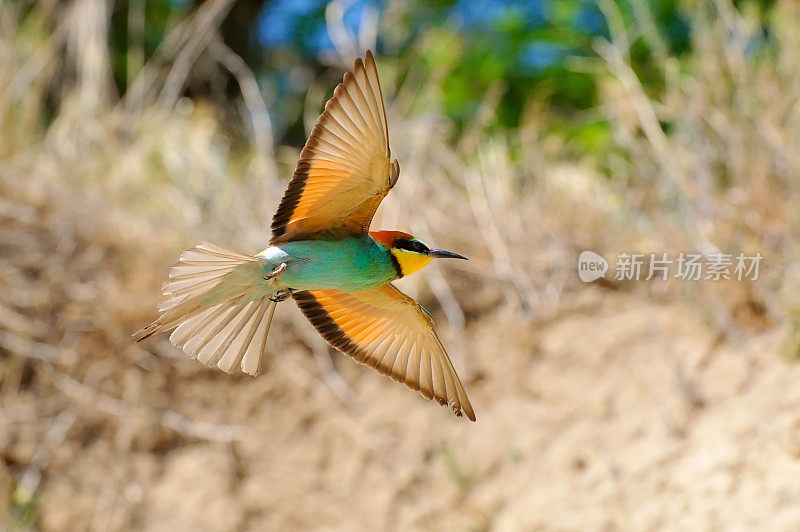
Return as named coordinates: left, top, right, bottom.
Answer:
left=269, top=289, right=293, bottom=302
left=263, top=262, right=287, bottom=281
left=264, top=262, right=291, bottom=301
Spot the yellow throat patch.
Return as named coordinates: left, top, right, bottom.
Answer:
left=391, top=249, right=432, bottom=277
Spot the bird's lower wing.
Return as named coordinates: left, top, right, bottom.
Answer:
left=292, top=284, right=475, bottom=420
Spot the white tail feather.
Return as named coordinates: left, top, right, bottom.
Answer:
left=133, top=242, right=276, bottom=376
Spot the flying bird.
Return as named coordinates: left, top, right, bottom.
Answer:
left=133, top=51, right=475, bottom=420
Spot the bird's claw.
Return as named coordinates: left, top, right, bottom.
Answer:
left=263, top=262, right=287, bottom=281
left=269, top=289, right=292, bottom=302
left=264, top=262, right=291, bottom=301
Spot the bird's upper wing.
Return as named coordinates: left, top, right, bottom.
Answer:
left=292, top=284, right=475, bottom=420
left=270, top=51, right=399, bottom=245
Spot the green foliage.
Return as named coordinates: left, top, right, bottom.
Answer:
left=14, top=0, right=781, bottom=153
left=108, top=0, right=190, bottom=88
left=393, top=0, right=692, bottom=153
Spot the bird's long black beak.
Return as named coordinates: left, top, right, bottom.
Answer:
left=427, top=249, right=468, bottom=260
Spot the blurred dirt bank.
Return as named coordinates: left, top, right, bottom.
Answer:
left=15, top=287, right=800, bottom=530
left=2, top=169, right=797, bottom=528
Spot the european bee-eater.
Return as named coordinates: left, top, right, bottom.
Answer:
left=133, top=51, right=475, bottom=420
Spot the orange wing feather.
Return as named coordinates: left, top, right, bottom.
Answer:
left=270, top=51, right=399, bottom=244
left=293, top=285, right=475, bottom=420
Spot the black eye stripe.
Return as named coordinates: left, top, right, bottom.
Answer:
left=396, top=239, right=428, bottom=253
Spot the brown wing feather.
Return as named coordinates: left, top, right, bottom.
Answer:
left=270, top=51, right=399, bottom=244
left=292, top=285, right=475, bottom=421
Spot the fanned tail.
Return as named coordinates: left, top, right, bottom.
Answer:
left=132, top=242, right=276, bottom=376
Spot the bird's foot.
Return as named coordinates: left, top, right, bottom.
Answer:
left=269, top=288, right=293, bottom=303
left=263, top=262, right=287, bottom=281
left=264, top=263, right=290, bottom=302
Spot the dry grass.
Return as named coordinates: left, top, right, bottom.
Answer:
left=1, top=0, right=799, bottom=529
left=595, top=0, right=800, bottom=338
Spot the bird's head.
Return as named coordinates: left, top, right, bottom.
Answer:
left=370, top=230, right=468, bottom=277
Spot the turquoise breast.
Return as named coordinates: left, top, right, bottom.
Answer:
left=257, top=236, right=398, bottom=292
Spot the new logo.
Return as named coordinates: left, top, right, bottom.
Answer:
left=578, top=251, right=608, bottom=282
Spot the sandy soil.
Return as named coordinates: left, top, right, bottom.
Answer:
left=6, top=285, right=797, bottom=531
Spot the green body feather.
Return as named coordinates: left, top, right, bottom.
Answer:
left=257, top=236, right=398, bottom=293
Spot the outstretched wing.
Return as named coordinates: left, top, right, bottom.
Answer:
left=270, top=50, right=399, bottom=245
left=293, top=285, right=475, bottom=420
